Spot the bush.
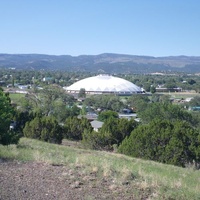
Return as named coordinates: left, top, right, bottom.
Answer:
left=100, top=118, right=137, bottom=145
left=118, top=119, right=200, bottom=167
left=64, top=117, right=92, bottom=140
left=0, top=88, right=20, bottom=145
left=82, top=118, right=138, bottom=150
left=23, top=116, right=63, bottom=144
left=82, top=129, right=113, bottom=151
left=97, top=110, right=118, bottom=122
left=0, top=130, right=21, bottom=145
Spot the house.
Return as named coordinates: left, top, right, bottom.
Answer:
left=90, top=120, right=104, bottom=132
left=18, top=85, right=30, bottom=90
left=10, top=121, right=17, bottom=130
left=42, top=77, right=53, bottom=82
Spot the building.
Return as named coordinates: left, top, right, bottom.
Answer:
left=63, top=74, right=142, bottom=95
left=90, top=120, right=104, bottom=132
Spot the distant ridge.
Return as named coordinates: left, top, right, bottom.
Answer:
left=0, top=53, right=200, bottom=73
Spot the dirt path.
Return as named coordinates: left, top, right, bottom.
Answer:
left=0, top=160, right=151, bottom=200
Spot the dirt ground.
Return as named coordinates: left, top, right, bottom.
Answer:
left=0, top=160, right=153, bottom=200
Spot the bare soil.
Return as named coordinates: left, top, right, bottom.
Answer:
left=0, top=160, right=153, bottom=200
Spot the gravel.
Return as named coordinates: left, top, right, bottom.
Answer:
left=0, top=160, right=145, bottom=200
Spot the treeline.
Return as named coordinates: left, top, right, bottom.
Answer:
left=1, top=77, right=200, bottom=168
left=1, top=69, right=200, bottom=92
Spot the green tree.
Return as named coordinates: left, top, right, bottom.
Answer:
left=127, top=95, right=150, bottom=112
left=82, top=129, right=112, bottom=150
left=138, top=102, right=197, bottom=126
left=78, top=88, right=86, bottom=98
left=188, top=96, right=200, bottom=107
left=84, top=95, right=124, bottom=112
left=188, top=79, right=196, bottom=85
left=143, top=83, right=151, bottom=92
left=23, top=116, right=63, bottom=144
left=23, top=85, right=75, bottom=118
left=150, top=86, right=156, bottom=94
left=0, top=88, right=20, bottom=145
left=165, top=79, right=177, bottom=89
left=65, top=105, right=81, bottom=118
left=118, top=119, right=200, bottom=167
left=23, top=117, right=42, bottom=139
left=98, top=110, right=118, bottom=122
left=40, top=117, right=63, bottom=144
left=64, top=117, right=92, bottom=140
left=100, top=117, right=137, bottom=145
left=82, top=118, right=138, bottom=150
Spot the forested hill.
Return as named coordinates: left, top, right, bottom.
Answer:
left=0, top=53, right=200, bottom=73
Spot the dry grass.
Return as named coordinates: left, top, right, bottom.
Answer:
left=1, top=138, right=200, bottom=199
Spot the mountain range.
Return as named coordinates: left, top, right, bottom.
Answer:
left=0, top=53, right=200, bottom=73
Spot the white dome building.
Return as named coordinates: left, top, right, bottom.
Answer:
left=64, top=75, right=142, bottom=95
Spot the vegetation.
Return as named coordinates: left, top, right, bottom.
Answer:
left=83, top=118, right=138, bottom=150
left=0, top=88, right=20, bottom=145
left=1, top=69, right=200, bottom=167
left=138, top=102, right=198, bottom=126
left=97, top=110, right=118, bottom=122
left=78, top=88, right=86, bottom=98
left=1, top=69, right=200, bottom=197
left=127, top=94, right=150, bottom=112
left=23, top=116, right=63, bottom=144
left=64, top=117, right=92, bottom=140
left=118, top=119, right=200, bottom=167
left=84, top=95, right=124, bottom=112
left=0, top=138, right=200, bottom=199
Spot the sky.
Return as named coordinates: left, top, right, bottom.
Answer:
left=0, top=0, right=200, bottom=57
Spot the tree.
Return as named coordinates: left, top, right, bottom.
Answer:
left=64, top=117, right=92, bottom=140
left=118, top=119, right=200, bottom=167
left=100, top=117, right=137, bottom=145
left=0, top=88, right=20, bottom=145
left=23, top=116, right=63, bottom=144
left=127, top=95, right=150, bottom=112
left=188, top=96, right=200, bottom=107
left=98, top=110, right=118, bottom=122
left=20, top=85, right=76, bottom=123
left=165, top=79, right=177, bottom=89
left=64, top=105, right=81, bottom=119
left=138, top=102, right=197, bottom=127
left=78, top=88, right=86, bottom=98
left=150, top=86, right=156, bottom=94
left=24, top=85, right=75, bottom=113
left=188, top=79, right=196, bottom=85
left=82, top=129, right=112, bottom=150
left=143, top=83, right=151, bottom=92
left=82, top=118, right=138, bottom=150
left=84, top=95, right=124, bottom=112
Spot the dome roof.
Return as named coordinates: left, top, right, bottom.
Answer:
left=64, top=75, right=142, bottom=94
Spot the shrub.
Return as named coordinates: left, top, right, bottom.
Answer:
left=64, top=117, right=92, bottom=140
left=23, top=116, right=63, bottom=144
left=82, top=118, right=138, bottom=150
left=118, top=119, right=200, bottom=167
left=0, top=88, right=20, bottom=145
left=82, top=129, right=113, bottom=151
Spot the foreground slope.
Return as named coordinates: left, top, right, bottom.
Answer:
left=0, top=138, right=200, bottom=199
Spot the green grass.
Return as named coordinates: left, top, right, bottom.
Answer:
left=157, top=92, right=200, bottom=99
left=1, top=138, right=200, bottom=199
left=9, top=93, right=25, bottom=104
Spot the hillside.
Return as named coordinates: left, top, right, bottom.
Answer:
left=0, top=53, right=200, bottom=73
left=0, top=138, right=200, bottom=199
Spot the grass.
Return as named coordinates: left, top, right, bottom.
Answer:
left=157, top=92, right=200, bottom=99
left=9, top=93, right=25, bottom=104
left=1, top=137, right=200, bottom=199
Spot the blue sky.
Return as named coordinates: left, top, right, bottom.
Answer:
left=0, top=0, right=200, bottom=56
